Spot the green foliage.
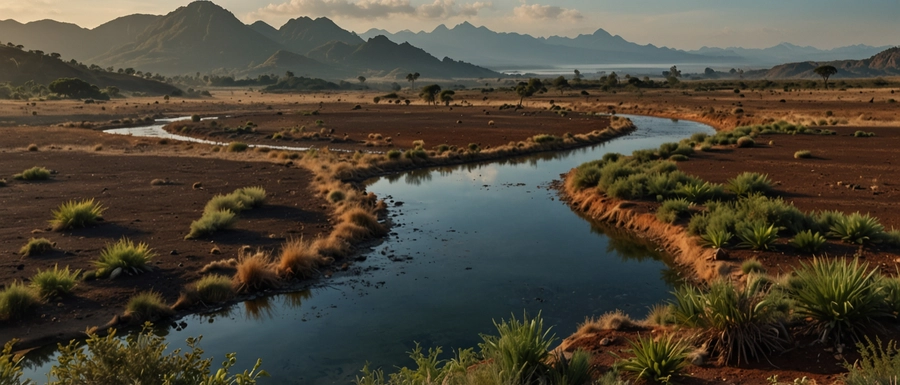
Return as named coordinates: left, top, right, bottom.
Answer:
left=186, top=210, right=236, bottom=239
left=790, top=230, right=827, bottom=253
left=671, top=279, right=788, bottom=365
left=226, top=142, right=249, bottom=152
left=234, top=186, right=267, bottom=208
left=676, top=181, right=727, bottom=204
left=193, top=275, right=234, bottom=303
left=844, top=337, right=900, bottom=385
left=48, top=77, right=108, bottom=99
left=30, top=264, right=80, bottom=298
left=737, top=222, right=779, bottom=250
left=656, top=198, right=691, bottom=223
left=854, top=130, right=876, bottom=138
left=48, top=323, right=267, bottom=385
left=615, top=333, right=688, bottom=383
left=204, top=194, right=244, bottom=215
left=480, top=313, right=554, bottom=382
left=532, top=134, right=560, bottom=144
left=701, top=228, right=733, bottom=248
left=50, top=198, right=106, bottom=231
left=829, top=212, right=885, bottom=245
left=0, top=340, right=29, bottom=385
left=741, top=259, right=765, bottom=274
left=386, top=149, right=401, bottom=160
left=419, top=84, right=442, bottom=105
left=95, top=238, right=155, bottom=277
left=13, top=166, right=51, bottom=180
left=0, top=282, right=41, bottom=321
left=787, top=258, right=887, bottom=343
left=725, top=172, right=772, bottom=196
left=19, top=237, right=55, bottom=256
left=125, top=292, right=172, bottom=321
left=736, top=136, right=755, bottom=148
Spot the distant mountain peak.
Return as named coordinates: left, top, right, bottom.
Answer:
left=591, top=28, right=612, bottom=38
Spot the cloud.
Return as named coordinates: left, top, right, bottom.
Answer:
left=250, top=0, right=492, bottom=20
left=513, top=3, right=582, bottom=20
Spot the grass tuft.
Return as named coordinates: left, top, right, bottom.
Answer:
left=276, top=238, right=331, bottom=278
left=19, top=237, right=55, bottom=256
left=13, top=166, right=51, bottom=180
left=829, top=212, right=885, bottom=245
left=615, top=333, right=688, bottom=383
left=50, top=198, right=105, bottom=231
left=227, top=142, right=249, bottom=152
left=0, top=282, right=41, bottom=320
left=30, top=264, right=81, bottom=298
left=192, top=274, right=235, bottom=303
left=95, top=238, right=155, bottom=277
left=125, top=291, right=173, bottom=321
left=737, top=222, right=779, bottom=250
left=790, top=230, right=827, bottom=253
left=794, top=150, right=812, bottom=159
left=185, top=210, right=236, bottom=239
left=234, top=251, right=279, bottom=292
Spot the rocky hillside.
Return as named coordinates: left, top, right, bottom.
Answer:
left=760, top=47, right=900, bottom=79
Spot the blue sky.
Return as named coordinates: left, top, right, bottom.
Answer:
left=3, top=0, right=898, bottom=49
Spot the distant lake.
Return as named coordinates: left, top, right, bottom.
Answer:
left=497, top=63, right=750, bottom=78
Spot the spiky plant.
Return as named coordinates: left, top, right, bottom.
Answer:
left=615, top=333, right=688, bottom=383
left=479, top=313, right=555, bottom=383
left=829, top=212, right=885, bottom=245
left=95, top=238, right=155, bottom=277
left=701, top=228, right=733, bottom=249
left=790, top=230, right=827, bottom=253
left=725, top=172, right=772, bottom=196
left=30, top=264, right=81, bottom=298
left=737, top=222, right=779, bottom=250
left=50, top=198, right=105, bottom=231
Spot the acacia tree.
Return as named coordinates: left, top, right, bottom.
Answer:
left=551, top=76, right=569, bottom=95
left=439, top=90, right=455, bottom=106
left=515, top=78, right=545, bottom=106
left=357, top=76, right=366, bottom=84
left=406, top=72, right=420, bottom=90
left=814, top=65, right=838, bottom=89
left=420, top=84, right=441, bottom=105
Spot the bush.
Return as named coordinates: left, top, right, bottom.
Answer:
left=790, top=230, right=827, bottom=253
left=31, top=264, right=81, bottom=298
left=844, top=337, right=900, bottom=385
left=185, top=209, right=236, bottom=239
left=0, top=282, right=41, bottom=320
left=676, top=181, right=726, bottom=204
left=19, top=237, right=55, bottom=256
left=741, top=259, right=765, bottom=274
left=701, top=228, right=733, bottom=248
left=50, top=198, right=106, bottom=231
left=671, top=279, right=788, bottom=365
left=532, top=134, right=559, bottom=144
left=204, top=194, right=244, bottom=215
left=95, top=238, right=155, bottom=277
left=48, top=323, right=267, bottom=384
left=725, top=172, right=772, bottom=196
left=736, top=136, right=754, bottom=147
left=668, top=154, right=689, bottom=161
left=829, top=212, right=885, bottom=245
left=386, top=149, right=401, bottom=160
left=234, top=251, right=279, bottom=292
left=235, top=186, right=267, bottom=208
left=480, top=313, right=554, bottom=383
left=787, top=258, right=887, bottom=343
left=737, top=222, right=779, bottom=250
left=794, top=150, right=812, bottom=159
left=615, top=333, right=688, bottom=383
left=126, top=291, right=172, bottom=321
left=227, top=142, right=249, bottom=152
left=13, top=166, right=51, bottom=180
left=854, top=130, right=875, bottom=138
left=190, top=114, right=201, bottom=122
left=276, top=238, right=330, bottom=278
left=656, top=198, right=691, bottom=223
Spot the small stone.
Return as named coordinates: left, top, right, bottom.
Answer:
left=109, top=267, right=123, bottom=279
left=599, top=337, right=612, bottom=346
left=170, top=250, right=178, bottom=255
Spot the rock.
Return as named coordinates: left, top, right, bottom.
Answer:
left=690, top=353, right=705, bottom=366
left=713, top=248, right=728, bottom=260
left=599, top=337, right=612, bottom=346
left=170, top=250, right=178, bottom=255
left=109, top=267, right=123, bottom=279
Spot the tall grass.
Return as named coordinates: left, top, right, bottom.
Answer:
left=13, top=166, right=51, bottom=180
left=185, top=209, right=236, bottom=239
left=615, top=333, right=688, bottom=383
left=50, top=198, right=105, bottom=231
left=276, top=238, right=330, bottom=278
left=19, top=237, right=55, bottom=256
left=725, top=172, right=772, bottom=196
left=845, top=337, right=900, bottom=385
left=31, top=264, right=81, bottom=298
left=234, top=251, right=279, bottom=292
left=480, top=313, right=555, bottom=383
left=95, top=238, right=155, bottom=277
left=125, top=291, right=173, bottom=321
left=192, top=274, right=235, bottom=303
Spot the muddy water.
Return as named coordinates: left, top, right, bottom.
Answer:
left=26, top=116, right=714, bottom=384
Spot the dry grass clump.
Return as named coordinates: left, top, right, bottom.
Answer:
left=125, top=291, right=173, bottom=321
left=233, top=251, right=279, bottom=292
left=19, top=237, right=55, bottom=256
left=50, top=198, right=106, bottom=231
left=26, top=144, right=38, bottom=151
left=576, top=310, right=639, bottom=335
left=200, top=258, right=237, bottom=274
left=176, top=274, right=236, bottom=308
left=312, top=237, right=350, bottom=257
left=0, top=282, right=42, bottom=320
left=276, top=238, right=332, bottom=278
left=331, top=206, right=387, bottom=242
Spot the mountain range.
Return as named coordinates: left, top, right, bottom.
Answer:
left=754, top=47, right=900, bottom=79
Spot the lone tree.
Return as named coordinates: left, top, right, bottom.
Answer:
left=814, top=65, right=838, bottom=89
left=357, top=76, right=366, bottom=84
left=515, top=78, right=545, bottom=106
left=406, top=72, right=420, bottom=90
left=420, top=84, right=441, bottom=105
left=439, top=90, right=455, bottom=106
left=48, top=78, right=105, bottom=99
left=551, top=76, right=569, bottom=95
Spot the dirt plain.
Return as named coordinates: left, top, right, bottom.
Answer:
left=2, top=85, right=900, bottom=383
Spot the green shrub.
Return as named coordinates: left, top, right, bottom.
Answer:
left=186, top=209, right=236, bottom=239
left=203, top=194, right=244, bottom=215
left=533, top=134, right=559, bottom=144
left=193, top=274, right=235, bottom=303
left=668, top=154, right=689, bottom=161
left=656, top=198, right=691, bottom=223
left=227, top=142, right=249, bottom=152
left=736, top=136, right=755, bottom=148
left=726, top=172, right=772, bottom=196
left=844, top=337, right=900, bottom=385
left=829, top=212, right=885, bottom=244
left=0, top=282, right=41, bottom=320
left=386, top=149, right=401, bottom=160
left=671, top=279, right=788, bottom=365
left=741, top=259, right=765, bottom=274
left=13, top=166, right=51, bottom=180
left=190, top=114, right=201, bottom=122
left=50, top=198, right=106, bottom=231
left=699, top=143, right=713, bottom=152
left=615, top=333, right=688, bottom=383
left=880, top=277, right=900, bottom=317
left=794, top=150, right=812, bottom=159
left=31, top=264, right=81, bottom=298
left=235, top=186, right=267, bottom=208
left=125, top=291, right=172, bottom=321
left=676, top=181, right=726, bottom=203
left=19, top=237, right=55, bottom=256
left=0, top=341, right=27, bottom=384
left=327, top=190, right=346, bottom=203
left=790, top=230, right=827, bottom=253
left=570, top=164, right=603, bottom=190
left=49, top=323, right=267, bottom=384
left=95, top=238, right=155, bottom=277
left=787, top=258, right=887, bottom=343
left=549, top=349, right=594, bottom=385
left=480, top=313, right=554, bottom=382
left=854, top=130, right=875, bottom=138
left=701, top=228, right=733, bottom=248
left=737, top=222, right=779, bottom=250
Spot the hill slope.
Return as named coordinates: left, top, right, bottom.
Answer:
left=0, top=46, right=182, bottom=95
left=759, top=47, right=900, bottom=79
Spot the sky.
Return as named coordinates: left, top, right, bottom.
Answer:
left=2, top=0, right=898, bottom=50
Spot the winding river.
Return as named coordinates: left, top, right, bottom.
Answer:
left=23, top=115, right=714, bottom=384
